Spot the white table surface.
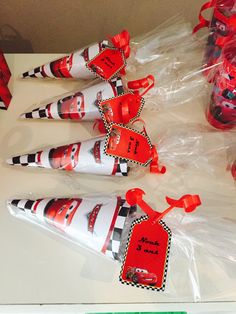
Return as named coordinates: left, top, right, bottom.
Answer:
left=0, top=54, right=235, bottom=311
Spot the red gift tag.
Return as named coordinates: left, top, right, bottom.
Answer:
left=87, top=47, right=126, bottom=81
left=104, top=124, right=152, bottom=166
left=120, top=216, right=171, bottom=291
left=120, top=188, right=201, bottom=291
left=98, top=93, right=144, bottom=129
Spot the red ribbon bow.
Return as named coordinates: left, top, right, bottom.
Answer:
left=110, top=29, right=131, bottom=59
left=126, top=188, right=201, bottom=223
left=193, top=0, right=216, bottom=33
left=127, top=75, right=155, bottom=97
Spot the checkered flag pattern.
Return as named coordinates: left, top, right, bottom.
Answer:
left=105, top=199, right=133, bottom=260
left=115, top=159, right=129, bottom=176
left=110, top=77, right=124, bottom=96
left=21, top=106, right=50, bottom=119
left=6, top=152, right=40, bottom=167
left=22, top=66, right=45, bottom=78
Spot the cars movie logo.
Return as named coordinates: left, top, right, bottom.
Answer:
left=87, top=204, right=103, bottom=233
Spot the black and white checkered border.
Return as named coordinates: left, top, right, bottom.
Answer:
left=9, top=153, right=39, bottom=167
left=104, top=123, right=153, bottom=167
left=110, top=76, right=125, bottom=96
left=24, top=106, right=49, bottom=119
left=119, top=215, right=172, bottom=291
left=97, top=92, right=145, bottom=132
left=115, top=158, right=129, bottom=176
left=105, top=199, right=131, bottom=260
left=85, top=46, right=127, bottom=82
left=22, top=66, right=45, bottom=78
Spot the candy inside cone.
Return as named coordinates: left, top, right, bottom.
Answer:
left=6, top=137, right=129, bottom=176
left=8, top=196, right=137, bottom=260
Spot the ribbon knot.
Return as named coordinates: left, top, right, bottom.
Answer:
left=126, top=188, right=201, bottom=223
left=127, top=75, right=155, bottom=96
left=110, top=29, right=131, bottom=59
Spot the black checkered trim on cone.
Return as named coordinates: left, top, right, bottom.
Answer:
left=105, top=199, right=133, bottom=260
left=115, top=159, right=129, bottom=176
left=23, top=106, right=48, bottom=119
left=8, top=153, right=39, bottom=167
left=9, top=199, right=36, bottom=213
left=22, top=66, right=45, bottom=78
left=110, top=77, right=124, bottom=96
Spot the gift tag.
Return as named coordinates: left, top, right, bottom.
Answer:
left=87, top=47, right=126, bottom=81
left=120, top=216, right=171, bottom=291
left=98, top=93, right=144, bottom=129
left=120, top=188, right=202, bottom=291
left=104, top=124, right=152, bottom=166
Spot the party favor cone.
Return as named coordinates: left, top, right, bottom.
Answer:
left=22, top=30, right=130, bottom=80
left=6, top=136, right=128, bottom=176
left=8, top=196, right=136, bottom=260
left=20, top=77, right=124, bottom=120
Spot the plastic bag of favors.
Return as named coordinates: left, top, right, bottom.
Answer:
left=6, top=123, right=235, bottom=181
left=126, top=15, right=210, bottom=109
left=206, top=37, right=236, bottom=129
left=19, top=16, right=209, bottom=128
left=7, top=187, right=202, bottom=292
left=7, top=188, right=236, bottom=299
left=194, top=0, right=236, bottom=72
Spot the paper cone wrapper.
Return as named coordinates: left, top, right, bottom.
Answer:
left=8, top=196, right=136, bottom=260
left=22, top=40, right=109, bottom=80
left=21, top=77, right=124, bottom=120
left=7, top=137, right=129, bottom=176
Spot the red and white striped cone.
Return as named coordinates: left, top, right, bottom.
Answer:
left=22, top=30, right=130, bottom=80
left=20, top=77, right=124, bottom=120
left=8, top=196, right=137, bottom=260
left=6, top=136, right=129, bottom=176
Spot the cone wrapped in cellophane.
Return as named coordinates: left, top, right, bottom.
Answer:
left=20, top=77, right=125, bottom=121
left=8, top=195, right=137, bottom=260
left=22, top=30, right=130, bottom=81
left=6, top=136, right=129, bottom=177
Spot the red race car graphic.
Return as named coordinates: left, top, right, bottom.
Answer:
left=49, top=143, right=81, bottom=171
left=101, top=103, right=114, bottom=124
left=108, top=128, right=121, bottom=151
left=126, top=267, right=157, bottom=286
left=58, top=92, right=85, bottom=120
left=87, top=204, right=103, bottom=233
left=50, top=54, right=73, bottom=78
left=44, top=198, right=82, bottom=230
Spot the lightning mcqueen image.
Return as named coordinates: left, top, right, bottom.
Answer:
left=126, top=267, right=157, bottom=286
